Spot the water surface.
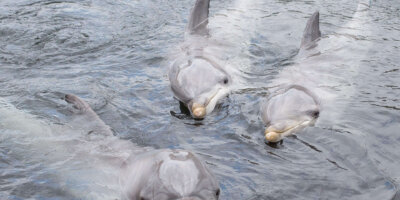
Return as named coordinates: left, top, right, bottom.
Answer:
left=0, top=0, right=399, bottom=199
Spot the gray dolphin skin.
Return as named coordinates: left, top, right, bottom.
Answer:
left=169, top=0, right=231, bottom=119
left=65, top=94, right=220, bottom=200
left=261, top=12, right=321, bottom=143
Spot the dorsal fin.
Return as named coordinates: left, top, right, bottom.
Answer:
left=300, top=11, right=321, bottom=48
left=187, top=0, right=210, bottom=35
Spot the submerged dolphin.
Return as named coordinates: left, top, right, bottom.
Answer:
left=169, top=0, right=231, bottom=119
left=261, top=12, right=322, bottom=143
left=64, top=94, right=220, bottom=200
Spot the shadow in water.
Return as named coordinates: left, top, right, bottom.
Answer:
left=170, top=101, right=192, bottom=120
left=294, top=135, right=348, bottom=170
left=265, top=139, right=283, bottom=149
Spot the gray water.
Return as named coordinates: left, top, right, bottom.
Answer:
left=0, top=0, right=399, bottom=199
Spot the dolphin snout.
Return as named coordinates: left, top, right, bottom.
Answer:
left=264, top=122, right=288, bottom=143
left=192, top=103, right=206, bottom=119
left=264, top=121, right=293, bottom=142
left=264, top=130, right=281, bottom=143
left=264, top=119, right=315, bottom=142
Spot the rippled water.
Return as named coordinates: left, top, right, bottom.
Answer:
left=1, top=0, right=399, bottom=199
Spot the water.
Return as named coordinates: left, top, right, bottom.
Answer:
left=0, top=0, right=399, bottom=199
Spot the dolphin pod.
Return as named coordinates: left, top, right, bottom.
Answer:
left=0, top=0, right=371, bottom=199
left=64, top=94, right=220, bottom=200
left=169, top=0, right=231, bottom=119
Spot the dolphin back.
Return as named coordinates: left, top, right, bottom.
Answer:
left=300, top=11, right=321, bottom=48
left=187, top=0, right=210, bottom=35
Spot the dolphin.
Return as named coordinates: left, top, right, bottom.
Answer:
left=169, top=0, right=231, bottom=119
left=0, top=96, right=219, bottom=199
left=260, top=12, right=322, bottom=143
left=261, top=0, right=372, bottom=143
left=64, top=94, right=220, bottom=200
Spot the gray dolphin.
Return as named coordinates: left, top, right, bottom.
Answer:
left=169, top=0, right=231, bottom=119
left=65, top=94, right=220, bottom=200
left=261, top=12, right=321, bottom=143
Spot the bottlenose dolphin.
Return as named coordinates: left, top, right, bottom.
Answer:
left=261, top=0, right=372, bottom=143
left=0, top=96, right=219, bottom=200
left=169, top=0, right=231, bottom=119
left=64, top=94, right=220, bottom=200
left=261, top=12, right=322, bottom=143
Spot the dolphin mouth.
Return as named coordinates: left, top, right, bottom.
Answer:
left=192, top=103, right=206, bottom=119
left=265, top=120, right=313, bottom=143
left=190, top=88, right=223, bottom=119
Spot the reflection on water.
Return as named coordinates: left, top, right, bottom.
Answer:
left=0, top=0, right=399, bottom=199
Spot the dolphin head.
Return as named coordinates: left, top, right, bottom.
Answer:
left=261, top=85, right=320, bottom=143
left=120, top=149, right=220, bottom=200
left=169, top=56, right=231, bottom=119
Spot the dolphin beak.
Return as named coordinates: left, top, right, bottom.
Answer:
left=264, top=129, right=281, bottom=143
left=264, top=119, right=314, bottom=142
left=192, top=103, right=206, bottom=119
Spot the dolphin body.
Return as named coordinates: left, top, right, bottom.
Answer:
left=261, top=12, right=322, bottom=143
left=169, top=0, right=231, bottom=119
left=0, top=95, right=219, bottom=200
left=64, top=94, right=220, bottom=200
left=261, top=0, right=372, bottom=143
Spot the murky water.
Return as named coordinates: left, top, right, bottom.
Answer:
left=0, top=0, right=399, bottom=199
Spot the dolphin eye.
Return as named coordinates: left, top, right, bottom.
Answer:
left=223, top=78, right=228, bottom=84
left=312, top=110, right=319, bottom=118
left=306, top=109, right=319, bottom=118
left=216, top=189, right=220, bottom=197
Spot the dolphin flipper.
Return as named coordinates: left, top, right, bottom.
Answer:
left=187, top=0, right=210, bottom=35
left=300, top=11, right=321, bottom=48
